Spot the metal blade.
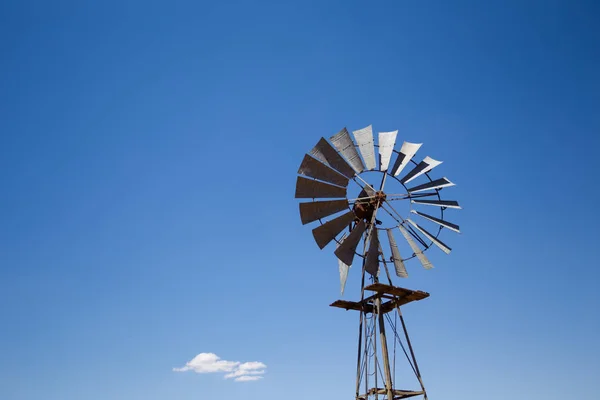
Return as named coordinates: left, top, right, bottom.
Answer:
left=295, top=176, right=347, bottom=199
left=312, top=211, right=355, bottom=249
left=391, top=142, right=422, bottom=176
left=334, top=220, right=367, bottom=266
left=410, top=210, right=460, bottom=233
left=298, top=154, right=350, bottom=187
left=400, top=156, right=442, bottom=184
left=330, top=128, right=365, bottom=174
left=337, top=233, right=350, bottom=296
left=398, top=225, right=433, bottom=269
left=387, top=229, right=408, bottom=278
left=364, top=228, right=380, bottom=276
left=407, top=177, right=454, bottom=193
left=353, top=125, right=376, bottom=170
left=406, top=219, right=452, bottom=254
left=299, top=200, right=349, bottom=225
left=411, top=199, right=462, bottom=209
left=378, top=130, right=398, bottom=171
left=309, top=138, right=356, bottom=179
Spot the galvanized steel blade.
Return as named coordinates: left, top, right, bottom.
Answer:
left=298, top=154, right=350, bottom=187
left=400, top=156, right=442, bottom=184
left=387, top=229, right=408, bottom=278
left=411, top=199, right=462, bottom=209
left=391, top=142, right=422, bottom=176
left=398, top=224, right=433, bottom=269
left=353, top=125, right=376, bottom=170
left=334, top=220, right=367, bottom=266
left=378, top=130, right=398, bottom=171
left=309, top=138, right=356, bottom=179
left=407, top=219, right=452, bottom=254
left=330, top=128, right=365, bottom=173
left=295, top=176, right=347, bottom=199
left=337, top=233, right=350, bottom=296
left=311, top=210, right=355, bottom=249
left=410, top=210, right=460, bottom=233
left=299, top=200, right=349, bottom=225
left=364, top=227, right=380, bottom=276
left=407, top=177, right=455, bottom=193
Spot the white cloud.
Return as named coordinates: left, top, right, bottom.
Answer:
left=173, top=353, right=239, bottom=373
left=174, top=353, right=266, bottom=382
left=224, top=361, right=266, bottom=379
left=235, top=375, right=263, bottom=382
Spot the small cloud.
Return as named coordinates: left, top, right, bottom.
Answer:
left=235, top=375, right=263, bottom=382
left=172, top=353, right=239, bottom=373
left=174, top=353, right=266, bottom=382
left=224, top=361, right=266, bottom=379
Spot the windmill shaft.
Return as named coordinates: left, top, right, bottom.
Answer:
left=376, top=296, right=395, bottom=400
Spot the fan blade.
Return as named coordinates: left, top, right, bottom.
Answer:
left=364, top=228, right=380, bottom=276
left=312, top=211, right=355, bottom=249
left=298, top=154, right=350, bottom=187
left=337, top=233, right=350, bottom=296
left=299, top=200, right=349, bottom=225
left=411, top=199, right=462, bottom=209
left=387, top=229, right=408, bottom=278
left=400, top=156, right=442, bottom=184
left=398, top=225, right=433, bottom=269
left=406, top=219, right=452, bottom=254
left=407, top=177, right=454, bottom=193
left=334, top=220, right=367, bottom=266
left=309, top=138, right=356, bottom=179
left=391, top=142, right=422, bottom=176
left=378, top=130, right=398, bottom=171
left=410, top=210, right=460, bottom=233
left=330, top=128, right=365, bottom=173
left=295, top=176, right=346, bottom=199
left=353, top=125, right=376, bottom=170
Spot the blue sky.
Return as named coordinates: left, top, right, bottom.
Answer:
left=1, top=1, right=599, bottom=399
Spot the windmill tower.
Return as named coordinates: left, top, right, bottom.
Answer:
left=295, top=126, right=461, bottom=400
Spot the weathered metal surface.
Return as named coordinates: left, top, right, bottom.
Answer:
left=364, top=228, right=380, bottom=276
left=311, top=210, right=355, bottom=249
left=410, top=210, right=460, bottom=233
left=330, top=299, right=373, bottom=313
left=378, top=130, right=397, bottom=171
left=364, top=283, right=430, bottom=302
left=334, top=220, right=366, bottom=266
left=387, top=229, right=408, bottom=278
left=407, top=219, right=452, bottom=254
left=407, top=177, right=454, bottom=193
left=400, top=156, right=442, bottom=184
left=299, top=199, right=349, bottom=225
left=337, top=233, right=350, bottom=295
left=411, top=199, right=461, bottom=209
left=391, top=142, right=422, bottom=176
left=298, top=154, right=349, bottom=187
left=331, top=284, right=429, bottom=315
left=353, top=125, right=376, bottom=171
left=330, top=128, right=365, bottom=173
left=295, top=176, right=346, bottom=199
left=358, top=388, right=425, bottom=399
left=309, top=137, right=356, bottom=179
left=398, top=225, right=433, bottom=269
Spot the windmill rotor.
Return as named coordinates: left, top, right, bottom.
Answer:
left=295, top=125, right=461, bottom=279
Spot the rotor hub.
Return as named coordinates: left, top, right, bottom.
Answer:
left=374, top=190, right=387, bottom=206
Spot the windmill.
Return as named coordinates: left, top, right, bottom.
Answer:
left=294, top=125, right=461, bottom=400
